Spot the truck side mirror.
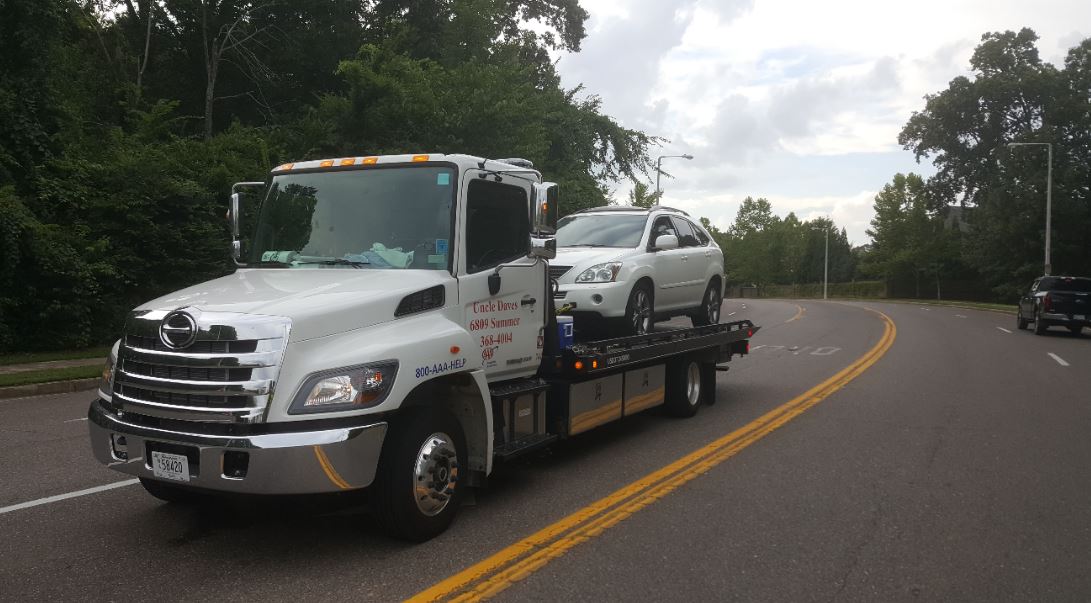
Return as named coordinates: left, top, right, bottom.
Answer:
left=229, top=181, right=265, bottom=265
left=529, top=237, right=556, bottom=260
left=532, top=182, right=559, bottom=236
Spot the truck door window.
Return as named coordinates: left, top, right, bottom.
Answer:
left=465, top=179, right=530, bottom=273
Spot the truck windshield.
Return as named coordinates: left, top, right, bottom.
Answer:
left=1039, top=277, right=1091, bottom=292
left=555, top=214, right=647, bottom=248
left=249, top=166, right=455, bottom=270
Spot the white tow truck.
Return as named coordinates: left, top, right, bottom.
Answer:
left=88, top=153, right=757, bottom=541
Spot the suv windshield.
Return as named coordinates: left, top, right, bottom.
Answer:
left=555, top=214, right=647, bottom=248
left=249, top=166, right=455, bottom=270
left=1039, top=277, right=1091, bottom=292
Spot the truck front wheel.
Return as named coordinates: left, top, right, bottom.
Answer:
left=373, top=409, right=466, bottom=542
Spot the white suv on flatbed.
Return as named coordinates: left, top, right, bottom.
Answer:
left=551, top=205, right=725, bottom=335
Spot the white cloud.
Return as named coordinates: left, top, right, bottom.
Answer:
left=552, top=0, right=1090, bottom=245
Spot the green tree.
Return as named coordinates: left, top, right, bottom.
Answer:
left=628, top=181, right=662, bottom=208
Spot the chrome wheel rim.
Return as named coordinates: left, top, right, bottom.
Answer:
left=685, top=362, right=701, bottom=407
left=632, top=289, right=652, bottom=334
left=706, top=287, right=721, bottom=324
left=413, top=431, right=459, bottom=517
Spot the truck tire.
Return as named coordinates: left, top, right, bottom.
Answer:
left=691, top=281, right=722, bottom=327
left=665, top=358, right=707, bottom=418
left=1016, top=310, right=1028, bottom=330
left=622, top=282, right=655, bottom=336
left=373, top=409, right=466, bottom=542
left=1033, top=310, right=1048, bottom=335
left=139, top=477, right=202, bottom=504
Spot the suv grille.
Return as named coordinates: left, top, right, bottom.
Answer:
left=110, top=310, right=290, bottom=423
left=550, top=265, right=572, bottom=279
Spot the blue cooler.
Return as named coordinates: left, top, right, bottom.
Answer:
left=556, top=315, right=574, bottom=350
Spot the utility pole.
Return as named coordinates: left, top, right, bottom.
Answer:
left=654, top=154, right=694, bottom=202
left=1008, top=142, right=1053, bottom=275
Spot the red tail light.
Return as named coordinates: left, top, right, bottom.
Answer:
left=1043, top=292, right=1053, bottom=312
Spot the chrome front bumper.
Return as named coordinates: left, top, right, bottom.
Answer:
left=88, top=399, right=387, bottom=495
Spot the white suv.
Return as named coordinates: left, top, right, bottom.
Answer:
left=551, top=205, right=725, bottom=336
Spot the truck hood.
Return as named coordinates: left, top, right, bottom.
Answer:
left=136, top=269, right=453, bottom=342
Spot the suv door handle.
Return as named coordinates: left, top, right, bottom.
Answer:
left=521, top=297, right=537, bottom=306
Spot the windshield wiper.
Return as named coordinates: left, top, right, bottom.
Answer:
left=293, top=258, right=369, bottom=268
left=566, top=243, right=612, bottom=248
left=250, top=260, right=292, bottom=268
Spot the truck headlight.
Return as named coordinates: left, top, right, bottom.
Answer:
left=98, top=340, right=120, bottom=401
left=575, top=262, right=622, bottom=283
left=289, top=361, right=398, bottom=414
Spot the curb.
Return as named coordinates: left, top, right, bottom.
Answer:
left=0, top=378, right=99, bottom=401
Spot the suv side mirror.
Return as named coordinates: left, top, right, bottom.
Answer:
left=229, top=181, right=265, bottom=264
left=532, top=182, right=559, bottom=236
left=653, top=234, right=679, bottom=251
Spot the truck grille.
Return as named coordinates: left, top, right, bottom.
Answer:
left=550, top=265, right=572, bottom=280
left=110, top=310, right=291, bottom=423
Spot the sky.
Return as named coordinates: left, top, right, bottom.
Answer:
left=551, top=0, right=1090, bottom=244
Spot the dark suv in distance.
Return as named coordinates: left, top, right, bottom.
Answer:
left=1016, top=276, right=1091, bottom=335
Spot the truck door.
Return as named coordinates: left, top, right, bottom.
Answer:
left=458, top=174, right=545, bottom=381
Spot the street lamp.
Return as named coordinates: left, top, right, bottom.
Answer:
left=1008, top=142, right=1053, bottom=275
left=812, top=225, right=829, bottom=300
left=654, top=154, right=694, bottom=200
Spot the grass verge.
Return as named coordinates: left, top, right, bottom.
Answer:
left=0, top=365, right=103, bottom=388
left=0, top=346, right=111, bottom=366
left=874, top=299, right=1014, bottom=313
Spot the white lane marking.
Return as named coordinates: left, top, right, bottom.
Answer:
left=0, top=479, right=139, bottom=515
left=727, top=311, right=737, bottom=317
left=63, top=417, right=88, bottom=423
left=920, top=307, right=931, bottom=311
left=996, top=327, right=1012, bottom=334
left=1048, top=353, right=1070, bottom=367
left=955, top=314, right=967, bottom=318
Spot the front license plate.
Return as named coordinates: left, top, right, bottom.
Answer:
left=151, top=451, right=190, bottom=482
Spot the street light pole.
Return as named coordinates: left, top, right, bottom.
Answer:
left=1008, top=142, right=1053, bottom=275
left=653, top=154, right=694, bottom=202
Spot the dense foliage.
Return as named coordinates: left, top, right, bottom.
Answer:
left=0, top=0, right=655, bottom=352
left=891, top=29, right=1091, bottom=300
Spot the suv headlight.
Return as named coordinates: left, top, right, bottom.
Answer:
left=98, top=340, right=119, bottom=401
left=575, top=262, right=622, bottom=283
left=289, top=361, right=398, bottom=414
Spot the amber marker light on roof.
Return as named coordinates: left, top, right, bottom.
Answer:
left=274, top=163, right=294, bottom=171
left=340, top=158, right=355, bottom=166
left=319, top=159, right=335, bottom=167
left=412, top=154, right=430, bottom=162
left=361, top=157, right=378, bottom=165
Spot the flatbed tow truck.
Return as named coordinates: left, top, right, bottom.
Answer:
left=87, top=153, right=758, bottom=541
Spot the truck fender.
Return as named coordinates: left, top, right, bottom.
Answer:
left=399, top=369, right=493, bottom=477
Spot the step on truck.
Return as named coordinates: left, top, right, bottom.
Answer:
left=87, top=153, right=758, bottom=541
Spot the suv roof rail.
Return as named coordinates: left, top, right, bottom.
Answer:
left=572, top=205, right=691, bottom=217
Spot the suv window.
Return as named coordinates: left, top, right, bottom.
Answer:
left=649, top=216, right=676, bottom=246
left=693, top=221, right=711, bottom=245
left=672, top=217, right=701, bottom=247
left=465, top=179, right=529, bottom=273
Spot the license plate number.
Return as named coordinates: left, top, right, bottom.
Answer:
left=151, top=451, right=190, bottom=482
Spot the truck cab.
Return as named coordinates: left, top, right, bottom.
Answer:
left=88, top=153, right=753, bottom=541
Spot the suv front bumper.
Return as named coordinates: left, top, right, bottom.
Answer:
left=88, top=399, right=387, bottom=495
left=555, top=280, right=631, bottom=318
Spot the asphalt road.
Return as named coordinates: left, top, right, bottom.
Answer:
left=2, top=300, right=1089, bottom=601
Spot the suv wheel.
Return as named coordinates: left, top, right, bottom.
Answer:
left=691, top=281, right=721, bottom=327
left=1033, top=310, right=1048, bottom=335
left=623, top=282, right=654, bottom=336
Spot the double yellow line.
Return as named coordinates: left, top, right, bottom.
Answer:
left=410, top=308, right=896, bottom=602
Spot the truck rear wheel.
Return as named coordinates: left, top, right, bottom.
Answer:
left=1033, top=310, right=1048, bottom=335
left=1016, top=310, right=1028, bottom=330
left=665, top=359, right=708, bottom=418
left=373, top=409, right=466, bottom=542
